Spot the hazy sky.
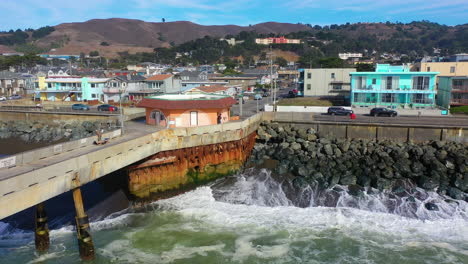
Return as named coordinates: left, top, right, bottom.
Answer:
left=1, top=0, right=467, bottom=30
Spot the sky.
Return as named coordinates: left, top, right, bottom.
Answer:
left=1, top=0, right=467, bottom=31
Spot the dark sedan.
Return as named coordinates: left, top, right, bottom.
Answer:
left=370, top=108, right=398, bottom=117
left=327, top=106, right=353, bottom=116
left=71, top=104, right=90, bottom=110
left=97, top=104, right=118, bottom=112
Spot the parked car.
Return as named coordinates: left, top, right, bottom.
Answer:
left=254, top=94, right=262, bottom=100
left=262, top=92, right=270, bottom=97
left=8, top=94, right=22, bottom=100
left=327, top=106, right=353, bottom=116
left=0, top=96, right=6, bottom=101
left=72, top=104, right=90, bottom=111
left=370, top=108, right=398, bottom=117
left=287, top=91, right=296, bottom=98
left=97, top=104, right=118, bottom=112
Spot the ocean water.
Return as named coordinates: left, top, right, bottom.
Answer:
left=0, top=169, right=467, bottom=263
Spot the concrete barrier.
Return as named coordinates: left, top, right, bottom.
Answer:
left=268, top=112, right=467, bottom=144
left=0, top=129, right=122, bottom=169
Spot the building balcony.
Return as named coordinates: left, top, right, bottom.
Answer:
left=353, top=85, right=435, bottom=93
left=451, top=99, right=468, bottom=105
left=452, top=86, right=468, bottom=92
left=102, top=88, right=122, bottom=94
left=39, top=88, right=82, bottom=93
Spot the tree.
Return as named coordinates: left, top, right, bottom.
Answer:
left=356, top=63, right=375, bottom=72
left=318, top=57, right=345, bottom=68
left=275, top=57, right=288, bottom=67
left=162, top=18, right=166, bottom=23
left=89, top=51, right=99, bottom=57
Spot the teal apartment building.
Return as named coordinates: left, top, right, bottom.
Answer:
left=37, top=77, right=109, bottom=102
left=437, top=76, right=468, bottom=109
left=350, top=64, right=439, bottom=109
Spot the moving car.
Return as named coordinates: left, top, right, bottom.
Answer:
left=71, top=103, right=90, bottom=110
left=327, top=106, right=353, bottom=116
left=97, top=104, right=118, bottom=112
left=8, top=94, right=22, bottom=100
left=370, top=108, right=398, bottom=117
left=0, top=96, right=6, bottom=101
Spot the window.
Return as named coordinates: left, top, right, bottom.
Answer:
left=412, top=93, right=432, bottom=104
left=413, top=76, right=430, bottom=90
left=354, top=93, right=376, bottom=103
left=355, top=76, right=367, bottom=89
left=331, top=73, right=335, bottom=79
left=381, top=93, right=396, bottom=103
left=91, top=83, right=96, bottom=88
left=427, top=67, right=431, bottom=71
left=307, top=73, right=312, bottom=79
left=386, top=77, right=392, bottom=90
left=91, top=94, right=96, bottom=98
left=307, top=84, right=311, bottom=90
left=372, top=78, right=377, bottom=85
left=333, top=85, right=342, bottom=90
left=450, top=66, right=455, bottom=73
left=48, top=83, right=52, bottom=88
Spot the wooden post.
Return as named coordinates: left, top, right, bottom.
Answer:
left=72, top=174, right=95, bottom=261
left=35, top=203, right=49, bottom=253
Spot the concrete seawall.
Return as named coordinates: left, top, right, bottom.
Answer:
left=264, top=112, right=467, bottom=144
left=0, top=111, right=119, bottom=125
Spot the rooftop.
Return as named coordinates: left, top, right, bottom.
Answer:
left=146, top=74, right=172, bottom=81
left=138, top=93, right=236, bottom=110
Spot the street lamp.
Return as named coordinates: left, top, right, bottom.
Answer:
left=119, top=84, right=128, bottom=135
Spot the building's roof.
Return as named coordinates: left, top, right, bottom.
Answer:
left=0, top=71, right=22, bottom=79
left=146, top=74, right=172, bottom=81
left=138, top=93, right=236, bottom=110
left=209, top=76, right=257, bottom=80
left=196, top=85, right=229, bottom=93
left=114, top=75, right=146, bottom=82
left=350, top=71, right=439, bottom=75
left=44, top=77, right=109, bottom=83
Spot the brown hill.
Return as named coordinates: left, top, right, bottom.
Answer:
left=35, top=18, right=311, bottom=57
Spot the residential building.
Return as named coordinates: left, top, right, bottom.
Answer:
left=437, top=76, right=468, bottom=108
left=449, top=53, right=468, bottom=62
left=183, top=85, right=238, bottom=96
left=238, top=68, right=277, bottom=85
left=0, top=71, right=27, bottom=96
left=413, top=62, right=468, bottom=77
left=338, top=53, right=363, bottom=60
left=137, top=93, right=236, bottom=127
left=350, top=64, right=439, bottom=109
left=144, top=74, right=182, bottom=96
left=197, top=65, right=215, bottom=74
left=302, top=68, right=354, bottom=102
left=36, top=77, right=109, bottom=102
left=104, top=75, right=147, bottom=102
left=178, top=71, right=228, bottom=90
left=220, top=38, right=245, bottom=46
left=208, top=76, right=257, bottom=90
left=255, top=37, right=301, bottom=45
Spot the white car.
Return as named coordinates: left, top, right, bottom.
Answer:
left=0, top=96, right=6, bottom=101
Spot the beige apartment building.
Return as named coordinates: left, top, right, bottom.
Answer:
left=302, top=68, right=354, bottom=97
left=413, top=62, right=468, bottom=76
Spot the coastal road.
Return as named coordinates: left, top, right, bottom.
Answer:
left=312, top=113, right=468, bottom=127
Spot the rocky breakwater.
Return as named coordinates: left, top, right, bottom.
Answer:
left=0, top=120, right=116, bottom=143
left=250, top=122, right=467, bottom=204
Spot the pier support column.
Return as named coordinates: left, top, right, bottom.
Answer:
left=34, top=203, right=49, bottom=253
left=72, top=174, right=95, bottom=261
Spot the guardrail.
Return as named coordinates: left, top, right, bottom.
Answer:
left=0, top=105, right=121, bottom=115
left=0, top=129, right=122, bottom=169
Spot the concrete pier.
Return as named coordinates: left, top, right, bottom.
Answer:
left=34, top=203, right=49, bottom=253
left=72, top=174, right=94, bottom=261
